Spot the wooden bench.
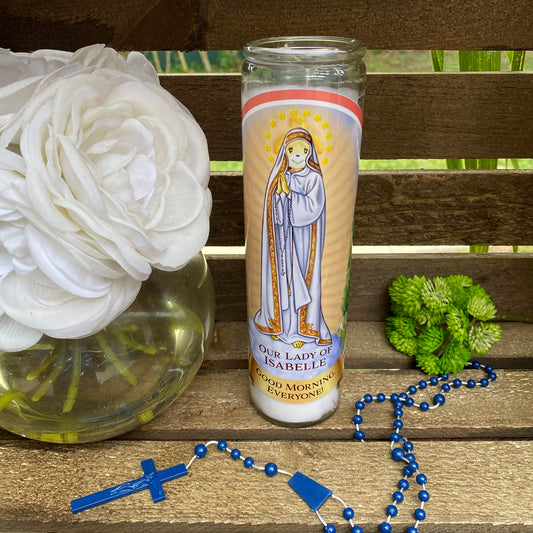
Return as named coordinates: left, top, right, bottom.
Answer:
left=1, top=2, right=532, bottom=531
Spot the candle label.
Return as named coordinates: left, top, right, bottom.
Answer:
left=243, top=89, right=362, bottom=404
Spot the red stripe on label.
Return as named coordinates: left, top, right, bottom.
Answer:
left=242, top=89, right=363, bottom=125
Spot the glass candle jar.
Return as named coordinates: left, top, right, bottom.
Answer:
left=242, top=36, right=366, bottom=426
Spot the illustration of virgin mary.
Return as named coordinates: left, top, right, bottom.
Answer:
left=254, top=127, right=331, bottom=348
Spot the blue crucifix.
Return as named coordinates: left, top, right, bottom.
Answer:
left=71, top=459, right=188, bottom=513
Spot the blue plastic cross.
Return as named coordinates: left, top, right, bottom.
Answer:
left=71, top=459, right=188, bottom=513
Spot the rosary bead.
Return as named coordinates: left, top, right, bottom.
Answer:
left=440, top=373, right=449, bottom=381
left=379, top=522, right=392, bottom=533
left=441, top=383, right=451, bottom=393
left=403, top=466, right=413, bottom=477
left=393, top=408, right=404, bottom=418
left=419, top=402, right=430, bottom=412
left=394, top=400, right=404, bottom=409
left=408, top=461, right=419, bottom=473
left=352, top=527, right=364, bottom=533
left=488, top=372, right=498, bottom=381
left=364, top=394, right=374, bottom=403
left=390, top=432, right=403, bottom=442
left=355, top=401, right=365, bottom=410
left=408, top=385, right=418, bottom=395
left=392, top=490, right=404, bottom=503
left=433, top=394, right=445, bottom=406
left=405, top=453, right=416, bottom=463
left=217, top=440, right=228, bottom=451
left=453, top=378, right=462, bottom=388
left=355, top=430, right=365, bottom=441
left=377, top=393, right=387, bottom=402
left=398, top=479, right=410, bottom=490
left=343, top=507, right=355, bottom=520
left=418, top=380, right=428, bottom=390
left=325, top=524, right=336, bottom=533
left=264, top=462, right=278, bottom=477
left=386, top=504, right=398, bottom=517
left=390, top=394, right=399, bottom=403
left=403, top=441, right=414, bottom=452
left=399, top=392, right=408, bottom=401
left=429, top=376, right=439, bottom=386
left=414, top=508, right=426, bottom=521
left=406, top=528, right=418, bottom=533
left=391, top=448, right=405, bottom=462
left=467, top=379, right=477, bottom=389
left=416, top=473, right=427, bottom=485
left=353, top=414, right=363, bottom=425
left=393, top=420, right=404, bottom=430
left=472, top=361, right=481, bottom=369
left=405, top=397, right=415, bottom=407
left=485, top=364, right=494, bottom=373
left=480, top=378, right=490, bottom=387
left=194, top=444, right=208, bottom=458
left=418, top=489, right=430, bottom=502
left=230, top=449, right=241, bottom=460
left=243, top=457, right=254, bottom=468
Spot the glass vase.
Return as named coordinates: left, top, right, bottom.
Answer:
left=0, top=252, right=214, bottom=443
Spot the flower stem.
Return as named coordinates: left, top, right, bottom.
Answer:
left=26, top=347, right=57, bottom=381
left=63, top=339, right=82, bottom=413
left=0, top=390, right=23, bottom=412
left=95, top=333, right=138, bottom=386
left=111, top=325, right=157, bottom=355
left=31, top=340, right=67, bottom=402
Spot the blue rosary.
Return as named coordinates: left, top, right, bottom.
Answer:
left=71, top=361, right=497, bottom=532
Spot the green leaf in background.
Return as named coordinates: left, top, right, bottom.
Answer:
left=458, top=50, right=501, bottom=72
left=506, top=50, right=526, bottom=71
left=430, top=49, right=527, bottom=253
left=430, top=50, right=444, bottom=72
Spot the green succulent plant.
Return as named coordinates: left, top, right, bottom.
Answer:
left=386, top=275, right=502, bottom=374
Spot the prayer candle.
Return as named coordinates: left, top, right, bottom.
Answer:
left=242, top=37, right=366, bottom=426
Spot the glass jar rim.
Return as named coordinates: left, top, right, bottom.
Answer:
left=244, top=36, right=366, bottom=65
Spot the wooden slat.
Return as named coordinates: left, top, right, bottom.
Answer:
left=116, top=369, right=533, bottom=441
left=163, top=72, right=533, bottom=161
left=208, top=253, right=533, bottom=322
left=0, top=324, right=530, bottom=441
left=208, top=170, right=533, bottom=246
left=2, top=0, right=533, bottom=51
left=0, top=441, right=532, bottom=531
left=206, top=321, right=533, bottom=371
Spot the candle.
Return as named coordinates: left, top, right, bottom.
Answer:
left=242, top=37, right=366, bottom=426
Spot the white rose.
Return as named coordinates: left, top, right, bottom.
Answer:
left=0, top=46, right=211, bottom=351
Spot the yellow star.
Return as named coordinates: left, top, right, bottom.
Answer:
left=290, top=108, right=298, bottom=117
left=265, top=144, right=271, bottom=151
left=322, top=121, right=329, bottom=129
left=278, top=112, right=285, bottom=120
left=321, top=157, right=328, bottom=165
left=265, top=131, right=271, bottom=139
left=303, top=109, right=311, bottom=117
left=268, top=155, right=275, bottom=163
left=325, top=132, right=332, bottom=140
left=269, top=119, right=276, bottom=127
left=326, top=145, right=332, bottom=152
left=314, top=114, right=322, bottom=122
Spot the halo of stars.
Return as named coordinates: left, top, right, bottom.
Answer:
left=264, top=108, right=332, bottom=165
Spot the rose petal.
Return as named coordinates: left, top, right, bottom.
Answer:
left=26, top=225, right=111, bottom=298
left=0, top=269, right=141, bottom=339
left=126, top=154, right=156, bottom=202
left=0, top=313, right=42, bottom=352
left=57, top=134, right=106, bottom=214
left=148, top=204, right=210, bottom=270
left=146, top=162, right=203, bottom=231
